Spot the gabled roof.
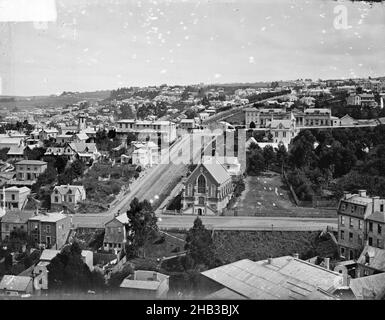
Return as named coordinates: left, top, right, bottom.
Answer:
left=357, top=245, right=385, bottom=271
left=40, top=249, right=60, bottom=262
left=0, top=275, right=32, bottom=292
left=350, top=273, right=385, bottom=300
left=53, top=185, right=86, bottom=198
left=75, top=132, right=89, bottom=141
left=202, top=257, right=343, bottom=300
left=1, top=210, right=35, bottom=224
left=7, top=145, right=25, bottom=155
left=367, top=211, right=385, bottom=223
left=15, top=160, right=47, bottom=166
left=69, top=142, right=98, bottom=153
left=194, top=159, right=231, bottom=185
left=29, top=212, right=68, bottom=223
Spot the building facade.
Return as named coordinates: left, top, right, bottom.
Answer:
left=337, top=190, right=385, bottom=260
left=50, top=185, right=86, bottom=212
left=181, top=161, right=233, bottom=215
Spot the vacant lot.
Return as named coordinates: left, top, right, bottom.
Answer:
left=235, top=172, right=336, bottom=218
left=213, top=230, right=338, bottom=265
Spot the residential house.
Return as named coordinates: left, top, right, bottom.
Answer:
left=116, top=119, right=177, bottom=144
left=181, top=160, right=233, bottom=215
left=120, top=270, right=169, bottom=299
left=179, top=119, right=196, bottom=133
left=69, top=142, right=100, bottom=163
left=103, top=214, right=129, bottom=253
left=337, top=190, right=385, bottom=260
left=39, top=128, right=59, bottom=141
left=10, top=160, right=47, bottom=187
left=0, top=210, right=35, bottom=240
left=131, top=141, right=159, bottom=168
left=0, top=186, right=31, bottom=210
left=356, top=245, right=385, bottom=278
left=201, top=255, right=344, bottom=300
left=6, top=145, right=26, bottom=161
left=346, top=93, right=377, bottom=108
left=28, top=212, right=71, bottom=250
left=0, top=275, right=33, bottom=296
left=55, top=134, right=74, bottom=145
left=50, top=185, right=86, bottom=212
left=339, top=114, right=358, bottom=126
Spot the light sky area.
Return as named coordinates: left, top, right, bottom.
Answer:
left=0, top=0, right=385, bottom=96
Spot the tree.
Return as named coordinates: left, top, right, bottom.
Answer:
left=185, top=109, right=198, bottom=119
left=276, top=144, right=288, bottom=167
left=126, top=132, right=137, bottom=146
left=47, top=242, right=94, bottom=293
left=247, top=144, right=265, bottom=175
left=125, top=198, right=158, bottom=257
left=185, top=217, right=216, bottom=269
left=33, top=165, right=57, bottom=192
left=263, top=145, right=276, bottom=170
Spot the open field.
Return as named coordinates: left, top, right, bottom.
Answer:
left=235, top=172, right=337, bottom=218
left=213, top=230, right=338, bottom=265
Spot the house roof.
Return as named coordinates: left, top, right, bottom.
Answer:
left=350, top=273, right=385, bottom=300
left=75, top=132, right=89, bottom=141
left=357, top=245, right=385, bottom=271
left=0, top=275, right=33, bottom=292
left=40, top=249, right=60, bottom=262
left=29, top=212, right=68, bottom=223
left=53, top=185, right=86, bottom=198
left=69, top=142, right=97, bottom=153
left=202, top=257, right=343, bottom=300
left=120, top=279, right=161, bottom=291
left=15, top=160, right=47, bottom=166
left=269, top=119, right=292, bottom=129
left=367, top=211, right=385, bottom=223
left=7, top=145, right=25, bottom=155
left=200, top=160, right=231, bottom=185
left=0, top=210, right=35, bottom=224
left=206, top=287, right=246, bottom=300
left=5, top=186, right=31, bottom=193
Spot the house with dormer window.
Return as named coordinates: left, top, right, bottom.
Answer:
left=50, top=185, right=86, bottom=212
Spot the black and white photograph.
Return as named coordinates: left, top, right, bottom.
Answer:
left=0, top=0, right=385, bottom=308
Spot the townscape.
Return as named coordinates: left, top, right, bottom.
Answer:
left=1, top=0, right=385, bottom=302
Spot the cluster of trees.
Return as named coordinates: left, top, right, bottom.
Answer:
left=248, top=89, right=291, bottom=104
left=246, top=143, right=288, bottom=176
left=94, top=129, right=121, bottom=152
left=125, top=198, right=159, bottom=258
left=47, top=242, right=105, bottom=293
left=286, top=125, right=385, bottom=200
left=136, top=102, right=168, bottom=119
left=0, top=120, right=34, bottom=134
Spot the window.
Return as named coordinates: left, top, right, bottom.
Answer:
left=349, top=232, right=353, bottom=241
left=340, top=230, right=344, bottom=240
left=369, top=222, right=373, bottom=232
left=340, top=216, right=345, bottom=226
left=46, top=225, right=51, bottom=233
left=351, top=205, right=355, bottom=213
left=11, top=194, right=15, bottom=200
left=187, top=184, right=192, bottom=196
left=359, top=220, right=363, bottom=230
left=340, top=247, right=345, bottom=257
left=369, top=237, right=373, bottom=246
left=377, top=239, right=381, bottom=248
left=197, top=175, right=206, bottom=193
left=54, top=196, right=58, bottom=203
left=198, top=197, right=204, bottom=205
left=118, top=227, right=122, bottom=233
left=381, top=204, right=384, bottom=212
left=378, top=224, right=382, bottom=235
left=349, top=218, right=353, bottom=228
left=358, top=235, right=363, bottom=245
left=211, top=185, right=216, bottom=198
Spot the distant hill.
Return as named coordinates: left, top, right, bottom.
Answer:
left=0, top=90, right=111, bottom=109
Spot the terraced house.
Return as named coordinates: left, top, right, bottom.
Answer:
left=337, top=190, right=385, bottom=260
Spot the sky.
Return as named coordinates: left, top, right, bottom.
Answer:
left=0, top=0, right=385, bottom=96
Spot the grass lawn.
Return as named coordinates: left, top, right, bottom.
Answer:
left=235, top=172, right=337, bottom=218
left=213, top=230, right=338, bottom=265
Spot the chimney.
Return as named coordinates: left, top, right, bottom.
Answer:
left=343, top=191, right=350, bottom=200
left=358, top=189, right=367, bottom=197
left=293, top=253, right=299, bottom=259
left=324, top=257, right=330, bottom=270
left=372, top=196, right=380, bottom=214
left=343, top=274, right=351, bottom=287
left=267, top=257, right=273, bottom=264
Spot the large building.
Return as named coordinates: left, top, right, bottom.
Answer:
left=0, top=186, right=31, bottom=210
left=12, top=160, right=48, bottom=186
left=346, top=93, right=377, bottom=107
left=337, top=190, right=385, bottom=260
left=116, top=119, right=177, bottom=144
left=181, top=160, right=233, bottom=215
left=245, top=107, right=337, bottom=129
